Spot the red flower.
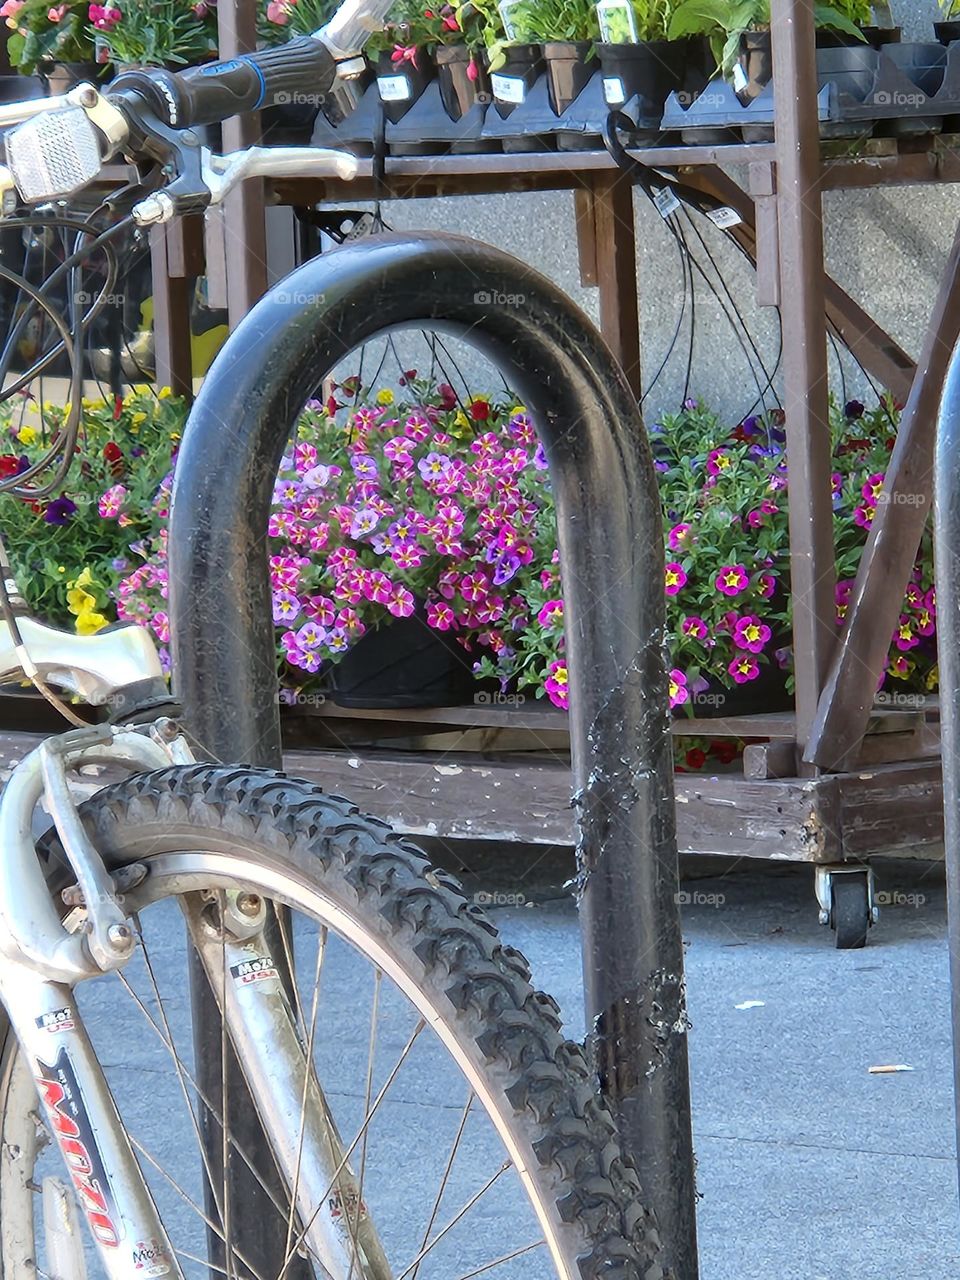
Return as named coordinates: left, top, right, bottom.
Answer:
left=711, top=740, right=738, bottom=765
left=469, top=399, right=491, bottom=422
left=103, top=441, right=123, bottom=463
left=685, top=748, right=707, bottom=770
left=438, top=382, right=458, bottom=409
left=0, top=454, right=26, bottom=478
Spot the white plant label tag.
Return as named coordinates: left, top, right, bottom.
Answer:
left=603, top=76, right=626, bottom=105
left=491, top=74, right=525, bottom=104
left=653, top=186, right=681, bottom=219
left=732, top=63, right=749, bottom=93
left=378, top=75, right=411, bottom=102
left=706, top=206, right=743, bottom=229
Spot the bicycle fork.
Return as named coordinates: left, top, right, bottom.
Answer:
left=0, top=720, right=392, bottom=1279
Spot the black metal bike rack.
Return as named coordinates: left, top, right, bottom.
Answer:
left=168, top=231, right=699, bottom=1277
left=934, top=345, right=960, bottom=1202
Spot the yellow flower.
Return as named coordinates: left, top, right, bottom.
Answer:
left=927, top=664, right=940, bottom=691
left=75, top=608, right=107, bottom=636
left=376, top=389, right=394, bottom=406
left=131, top=412, right=147, bottom=427
left=81, top=396, right=104, bottom=411
left=454, top=410, right=470, bottom=430
left=66, top=567, right=98, bottom=617
left=16, top=426, right=35, bottom=445
left=57, top=566, right=65, bottom=574
left=157, top=387, right=172, bottom=400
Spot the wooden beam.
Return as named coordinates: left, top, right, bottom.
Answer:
left=806, top=221, right=960, bottom=770
left=588, top=171, right=641, bottom=399
left=149, top=224, right=193, bottom=398
left=771, top=0, right=837, bottom=748
left=573, top=188, right=598, bottom=286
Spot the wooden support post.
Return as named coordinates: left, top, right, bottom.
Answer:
left=150, top=221, right=196, bottom=398
left=217, top=0, right=268, bottom=322
left=772, top=0, right=837, bottom=749
left=806, top=220, right=960, bottom=770
left=589, top=172, right=641, bottom=400
left=574, top=187, right=598, bottom=286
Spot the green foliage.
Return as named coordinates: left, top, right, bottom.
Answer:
left=597, top=0, right=672, bottom=43
left=668, top=0, right=865, bottom=79
left=92, top=0, right=217, bottom=67
left=5, top=0, right=95, bottom=74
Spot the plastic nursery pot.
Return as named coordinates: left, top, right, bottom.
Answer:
left=815, top=43, right=880, bottom=103
left=435, top=44, right=490, bottom=119
left=817, top=25, right=900, bottom=49
left=597, top=39, right=686, bottom=123
left=490, top=42, right=543, bottom=117
left=876, top=42, right=947, bottom=137
left=322, top=60, right=373, bottom=126
left=375, top=49, right=434, bottom=124
left=329, top=609, right=477, bottom=709
left=39, top=60, right=104, bottom=93
left=936, top=20, right=960, bottom=45
left=543, top=40, right=593, bottom=114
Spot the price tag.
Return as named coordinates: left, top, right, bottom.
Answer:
left=653, top=186, right=681, bottom=219
left=705, top=206, right=743, bottom=229
left=732, top=62, right=749, bottom=94
left=491, top=74, right=525, bottom=104
left=377, top=75, right=411, bottom=102
left=603, top=76, right=626, bottom=105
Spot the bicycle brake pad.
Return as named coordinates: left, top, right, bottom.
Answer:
left=5, top=106, right=102, bottom=202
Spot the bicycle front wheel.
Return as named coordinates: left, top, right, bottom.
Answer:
left=0, top=764, right=665, bottom=1280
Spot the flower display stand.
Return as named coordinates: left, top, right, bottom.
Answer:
left=143, top=0, right=955, bottom=944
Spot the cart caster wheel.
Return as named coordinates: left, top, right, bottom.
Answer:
left=830, top=873, right=871, bottom=949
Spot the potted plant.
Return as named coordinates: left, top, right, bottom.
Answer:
left=593, top=0, right=693, bottom=124
left=667, top=0, right=866, bottom=103
left=88, top=0, right=216, bottom=68
left=3, top=0, right=102, bottom=83
left=936, top=0, right=960, bottom=46
left=364, top=0, right=444, bottom=123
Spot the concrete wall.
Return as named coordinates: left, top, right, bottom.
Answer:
left=356, top=0, right=957, bottom=425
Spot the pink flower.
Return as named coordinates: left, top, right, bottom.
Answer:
left=386, top=584, right=415, bottom=618
left=668, top=668, right=689, bottom=709
left=861, top=473, right=885, bottom=506
left=427, top=601, right=456, bottom=631
left=667, top=524, right=692, bottom=552
left=266, top=0, right=289, bottom=21
left=98, top=483, right=127, bottom=518
left=537, top=599, right=564, bottom=627
left=733, top=615, right=771, bottom=654
left=757, top=573, right=776, bottom=599
left=88, top=1, right=121, bottom=28
left=682, top=616, right=708, bottom=640
left=893, top=616, right=919, bottom=652
left=664, top=562, right=687, bottom=596
left=729, top=655, right=760, bottom=684
left=47, top=4, right=66, bottom=20
left=706, top=449, right=732, bottom=477
left=544, top=660, right=568, bottom=710
left=853, top=504, right=874, bottom=529
left=1, top=0, right=24, bottom=20
left=460, top=572, right=488, bottom=604
left=715, top=565, right=749, bottom=596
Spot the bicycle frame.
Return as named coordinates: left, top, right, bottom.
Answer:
left=0, top=619, right=390, bottom=1277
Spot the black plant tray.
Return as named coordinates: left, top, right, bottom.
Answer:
left=663, top=41, right=960, bottom=142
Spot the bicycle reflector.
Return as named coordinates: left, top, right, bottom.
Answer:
left=5, top=107, right=102, bottom=202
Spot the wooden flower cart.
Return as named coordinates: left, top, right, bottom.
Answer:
left=140, top=0, right=956, bottom=943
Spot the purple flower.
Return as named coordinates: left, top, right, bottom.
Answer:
left=418, top=452, right=451, bottom=483
left=350, top=454, right=378, bottom=480
left=272, top=590, right=300, bottom=625
left=349, top=507, right=380, bottom=540
left=533, top=443, right=548, bottom=471
left=44, top=496, right=77, bottom=525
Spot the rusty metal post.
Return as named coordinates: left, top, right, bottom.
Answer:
left=169, top=232, right=699, bottom=1276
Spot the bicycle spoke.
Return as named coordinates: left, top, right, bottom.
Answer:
left=277, top=1017, right=427, bottom=1279
left=409, top=1090, right=474, bottom=1280
left=453, top=1241, right=546, bottom=1279
left=283, top=925, right=327, bottom=1264
left=345, top=967, right=382, bottom=1280
left=219, top=913, right=236, bottom=1280
left=396, top=1163, right=512, bottom=1280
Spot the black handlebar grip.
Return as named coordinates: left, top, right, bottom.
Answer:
left=109, top=35, right=338, bottom=129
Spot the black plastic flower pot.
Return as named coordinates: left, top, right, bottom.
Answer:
left=491, top=42, right=543, bottom=117
left=39, top=60, right=104, bottom=92
left=936, top=20, right=960, bottom=45
left=597, top=39, right=687, bottom=132
left=543, top=39, right=593, bottom=113
left=322, top=60, right=373, bottom=126
left=817, top=25, right=899, bottom=49
left=435, top=43, right=489, bottom=119
left=815, top=43, right=880, bottom=102
left=375, top=49, right=434, bottom=124
left=329, top=608, right=477, bottom=709
left=876, top=41, right=947, bottom=136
